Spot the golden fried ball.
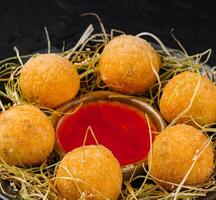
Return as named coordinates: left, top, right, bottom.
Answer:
left=0, top=105, right=55, bottom=166
left=19, top=53, right=80, bottom=108
left=150, top=124, right=214, bottom=189
left=98, top=35, right=160, bottom=94
left=56, top=145, right=122, bottom=200
left=160, top=71, right=216, bottom=126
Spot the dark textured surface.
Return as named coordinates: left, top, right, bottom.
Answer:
left=0, top=1, right=216, bottom=199
left=1, top=0, right=216, bottom=65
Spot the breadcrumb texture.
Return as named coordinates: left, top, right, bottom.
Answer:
left=0, top=105, right=55, bottom=166
left=19, top=54, right=80, bottom=108
left=56, top=145, right=122, bottom=200
left=150, top=124, right=214, bottom=189
left=160, top=71, right=216, bottom=126
left=98, top=35, right=160, bottom=94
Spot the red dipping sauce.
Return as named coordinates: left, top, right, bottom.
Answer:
left=56, top=101, right=156, bottom=166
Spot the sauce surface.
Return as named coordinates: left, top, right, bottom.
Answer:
left=57, top=101, right=156, bottom=166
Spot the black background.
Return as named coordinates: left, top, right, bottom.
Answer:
left=1, top=0, right=216, bottom=65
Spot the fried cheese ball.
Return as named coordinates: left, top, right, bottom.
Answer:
left=98, top=35, right=160, bottom=94
left=56, top=145, right=122, bottom=200
left=19, top=53, right=80, bottom=108
left=160, top=71, right=216, bottom=126
left=150, top=124, right=214, bottom=190
left=0, top=105, right=55, bottom=166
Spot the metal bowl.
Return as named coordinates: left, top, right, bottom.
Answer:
left=51, top=91, right=167, bottom=179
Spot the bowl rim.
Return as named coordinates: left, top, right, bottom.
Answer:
left=51, top=91, right=167, bottom=179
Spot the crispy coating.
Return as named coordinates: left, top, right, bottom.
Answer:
left=0, top=105, right=55, bottom=166
left=98, top=35, right=160, bottom=94
left=20, top=54, right=80, bottom=108
left=150, top=124, right=214, bottom=189
left=56, top=145, right=122, bottom=200
left=160, top=71, right=216, bottom=126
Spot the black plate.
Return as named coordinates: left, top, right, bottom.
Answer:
left=0, top=45, right=215, bottom=200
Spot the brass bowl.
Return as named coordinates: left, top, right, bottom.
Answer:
left=51, top=91, right=166, bottom=179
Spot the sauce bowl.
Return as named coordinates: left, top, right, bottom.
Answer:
left=51, top=91, right=166, bottom=179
